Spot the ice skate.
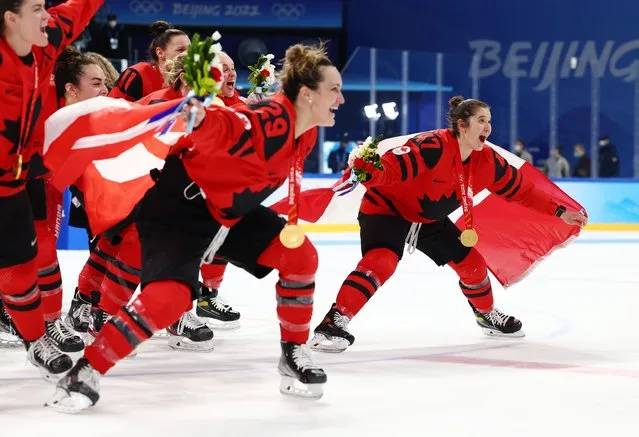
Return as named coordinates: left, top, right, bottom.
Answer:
left=27, top=335, right=73, bottom=383
left=64, top=288, right=91, bottom=334
left=45, top=318, right=85, bottom=354
left=0, top=299, right=22, bottom=348
left=46, top=357, right=100, bottom=413
left=309, top=307, right=355, bottom=353
left=196, top=285, right=240, bottom=330
left=469, top=302, right=525, bottom=338
left=166, top=312, right=214, bottom=352
left=278, top=341, right=327, bottom=400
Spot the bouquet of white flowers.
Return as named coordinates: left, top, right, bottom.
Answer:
left=348, top=134, right=384, bottom=182
left=247, top=54, right=276, bottom=98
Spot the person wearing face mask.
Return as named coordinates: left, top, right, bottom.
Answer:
left=513, top=139, right=533, bottom=164
left=0, top=0, right=103, bottom=382
left=572, top=143, right=591, bottom=178
left=108, top=20, right=189, bottom=102
left=308, top=96, right=587, bottom=353
left=543, top=145, right=570, bottom=178
left=92, top=14, right=128, bottom=59
left=48, top=42, right=345, bottom=412
left=598, top=136, right=619, bottom=177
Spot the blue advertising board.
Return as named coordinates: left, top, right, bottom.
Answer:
left=98, top=0, right=343, bottom=28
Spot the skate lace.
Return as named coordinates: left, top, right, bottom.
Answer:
left=291, top=344, right=320, bottom=371
left=33, top=336, right=65, bottom=365
left=176, top=312, right=206, bottom=335
left=72, top=302, right=92, bottom=324
left=1, top=307, right=16, bottom=335
left=333, top=312, right=351, bottom=331
left=46, top=319, right=75, bottom=343
left=211, top=295, right=232, bottom=312
left=486, top=309, right=510, bottom=327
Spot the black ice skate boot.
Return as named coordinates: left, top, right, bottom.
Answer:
left=469, top=301, right=525, bottom=338
left=0, top=299, right=22, bottom=347
left=26, top=335, right=73, bottom=383
left=64, top=288, right=92, bottom=334
left=196, top=285, right=241, bottom=330
left=166, top=312, right=215, bottom=352
left=309, top=306, right=355, bottom=353
left=45, top=318, right=85, bottom=354
left=46, top=357, right=100, bottom=413
left=278, top=341, right=327, bottom=400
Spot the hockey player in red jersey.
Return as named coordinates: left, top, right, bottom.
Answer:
left=48, top=42, right=345, bottom=412
left=108, top=20, right=189, bottom=102
left=310, top=96, right=587, bottom=353
left=0, top=0, right=103, bottom=381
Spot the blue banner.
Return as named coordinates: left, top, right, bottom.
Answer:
left=99, top=0, right=342, bottom=28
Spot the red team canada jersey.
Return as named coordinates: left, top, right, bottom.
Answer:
left=362, top=129, right=559, bottom=223
left=108, top=62, right=165, bottom=102
left=219, top=90, right=245, bottom=107
left=186, top=93, right=317, bottom=227
left=0, top=0, right=103, bottom=196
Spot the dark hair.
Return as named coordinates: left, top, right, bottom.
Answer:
left=54, top=46, right=96, bottom=99
left=147, top=20, right=187, bottom=63
left=447, top=95, right=490, bottom=137
left=1, top=0, right=24, bottom=34
left=280, top=41, right=333, bottom=102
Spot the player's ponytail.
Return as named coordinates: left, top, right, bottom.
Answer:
left=447, top=95, right=489, bottom=137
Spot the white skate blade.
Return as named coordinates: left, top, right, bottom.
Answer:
left=200, top=316, right=240, bottom=331
left=308, top=333, right=350, bottom=353
left=150, top=329, right=169, bottom=339
left=167, top=336, right=214, bottom=352
left=0, top=332, right=22, bottom=348
left=279, top=376, right=324, bottom=400
left=46, top=388, right=94, bottom=414
left=481, top=327, right=526, bottom=338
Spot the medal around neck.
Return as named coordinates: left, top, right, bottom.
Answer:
left=460, top=228, right=478, bottom=247
left=280, top=224, right=305, bottom=249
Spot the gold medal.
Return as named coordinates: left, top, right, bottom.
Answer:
left=460, top=228, right=479, bottom=247
left=279, top=224, right=305, bottom=249
left=12, top=154, right=22, bottom=180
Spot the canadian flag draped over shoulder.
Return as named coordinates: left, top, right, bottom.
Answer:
left=43, top=96, right=185, bottom=235
left=270, top=133, right=587, bottom=287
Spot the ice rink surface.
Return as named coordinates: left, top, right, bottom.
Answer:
left=1, top=231, right=638, bottom=436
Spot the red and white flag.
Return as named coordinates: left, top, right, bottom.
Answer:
left=43, top=96, right=184, bottom=235
left=271, top=134, right=586, bottom=287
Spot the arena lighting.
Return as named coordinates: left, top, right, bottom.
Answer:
left=382, top=102, right=399, bottom=120
left=363, top=103, right=381, bottom=120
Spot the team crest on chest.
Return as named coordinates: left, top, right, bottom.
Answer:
left=392, top=145, right=410, bottom=155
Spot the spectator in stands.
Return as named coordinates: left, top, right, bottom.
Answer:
left=544, top=145, right=570, bottom=178
left=572, top=143, right=591, bottom=178
left=598, top=135, right=620, bottom=177
left=513, top=138, right=533, bottom=164
left=328, top=133, right=351, bottom=173
left=91, top=14, right=129, bottom=60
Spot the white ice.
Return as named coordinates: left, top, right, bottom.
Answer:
left=1, top=231, right=638, bottom=437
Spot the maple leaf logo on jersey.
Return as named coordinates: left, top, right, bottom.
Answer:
left=416, top=191, right=460, bottom=221
left=218, top=185, right=280, bottom=219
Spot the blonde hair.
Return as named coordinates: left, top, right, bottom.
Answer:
left=280, top=41, right=333, bottom=102
left=163, top=52, right=187, bottom=90
left=85, top=52, right=120, bottom=90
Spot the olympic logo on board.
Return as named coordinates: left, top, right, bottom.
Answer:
left=129, top=0, right=163, bottom=16
left=271, top=3, right=305, bottom=19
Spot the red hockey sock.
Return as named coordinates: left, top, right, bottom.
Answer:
left=448, top=248, right=494, bottom=312
left=85, top=280, right=191, bottom=374
left=0, top=258, right=45, bottom=341
left=200, top=257, right=228, bottom=289
left=257, top=237, right=318, bottom=344
left=34, top=219, right=63, bottom=321
left=99, top=225, right=142, bottom=314
left=334, top=248, right=399, bottom=318
left=77, top=245, right=108, bottom=300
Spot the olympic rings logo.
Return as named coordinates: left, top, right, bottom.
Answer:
left=129, top=0, right=163, bottom=16
left=271, top=3, right=305, bottom=19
